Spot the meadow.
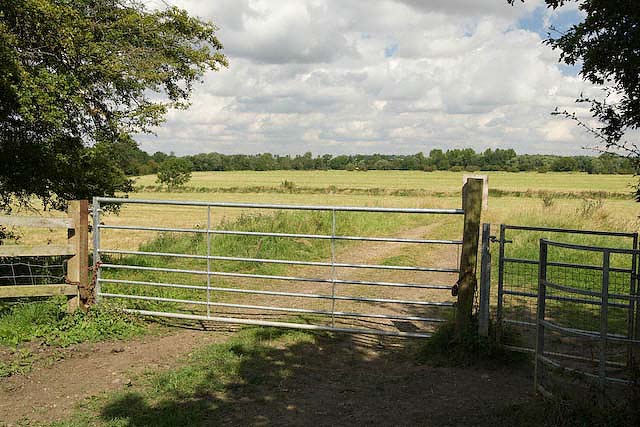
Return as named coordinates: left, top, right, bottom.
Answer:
left=134, top=170, right=636, bottom=195
left=2, top=170, right=640, bottom=425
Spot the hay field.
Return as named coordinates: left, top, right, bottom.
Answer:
left=6, top=171, right=640, bottom=251
left=134, top=170, right=635, bottom=194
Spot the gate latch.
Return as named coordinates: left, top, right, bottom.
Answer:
left=489, top=236, right=513, bottom=244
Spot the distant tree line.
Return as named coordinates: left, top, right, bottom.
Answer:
left=122, top=145, right=636, bottom=176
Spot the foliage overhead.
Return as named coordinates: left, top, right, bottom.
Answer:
left=510, top=1, right=640, bottom=182
left=0, top=0, right=227, bottom=211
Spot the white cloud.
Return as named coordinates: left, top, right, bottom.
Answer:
left=137, top=0, right=597, bottom=156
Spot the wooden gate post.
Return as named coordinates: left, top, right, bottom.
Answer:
left=456, top=178, right=483, bottom=333
left=67, top=200, right=89, bottom=310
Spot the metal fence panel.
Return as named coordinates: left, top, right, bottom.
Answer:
left=496, top=225, right=638, bottom=353
left=535, top=239, right=640, bottom=401
left=93, top=197, right=465, bottom=338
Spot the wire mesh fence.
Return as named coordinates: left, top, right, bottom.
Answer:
left=535, top=240, right=640, bottom=403
left=496, top=225, right=637, bottom=352
left=0, top=256, right=68, bottom=286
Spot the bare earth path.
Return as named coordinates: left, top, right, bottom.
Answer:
left=0, top=222, right=533, bottom=426
left=0, top=327, right=237, bottom=424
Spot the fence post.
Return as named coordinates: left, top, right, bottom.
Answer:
left=534, top=239, right=548, bottom=394
left=92, top=198, right=101, bottom=304
left=599, top=249, right=610, bottom=401
left=67, top=200, right=89, bottom=310
left=478, top=223, right=491, bottom=337
left=455, top=178, right=483, bottom=333
left=495, top=224, right=506, bottom=343
left=630, top=233, right=638, bottom=366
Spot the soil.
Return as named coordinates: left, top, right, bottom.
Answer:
left=0, top=326, right=235, bottom=425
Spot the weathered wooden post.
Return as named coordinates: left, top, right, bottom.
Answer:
left=67, top=200, right=89, bottom=310
left=462, top=174, right=488, bottom=210
left=455, top=178, right=483, bottom=333
left=478, top=223, right=491, bottom=337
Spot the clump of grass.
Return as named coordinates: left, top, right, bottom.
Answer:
left=541, top=191, right=556, bottom=208
left=280, top=180, right=297, bottom=192
left=0, top=297, right=145, bottom=347
left=415, top=319, right=524, bottom=367
left=0, top=348, right=33, bottom=377
left=578, top=197, right=605, bottom=218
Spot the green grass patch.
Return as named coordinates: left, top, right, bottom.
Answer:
left=0, top=348, right=33, bottom=377
left=53, top=327, right=319, bottom=427
left=380, top=254, right=416, bottom=267
left=0, top=297, right=145, bottom=347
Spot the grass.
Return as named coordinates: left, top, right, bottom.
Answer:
left=415, top=318, right=525, bottom=368
left=132, top=170, right=636, bottom=194
left=2, top=171, right=640, bottom=425
left=0, top=297, right=144, bottom=348
left=51, top=327, right=320, bottom=427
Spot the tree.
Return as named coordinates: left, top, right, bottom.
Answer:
left=0, top=0, right=227, bottom=210
left=510, top=1, right=640, bottom=192
left=156, top=157, right=192, bottom=190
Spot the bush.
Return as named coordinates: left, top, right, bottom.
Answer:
left=538, top=165, right=550, bottom=173
left=156, top=158, right=192, bottom=190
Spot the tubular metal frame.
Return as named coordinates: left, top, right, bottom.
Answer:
left=93, top=197, right=463, bottom=338
left=535, top=239, right=640, bottom=396
left=496, top=224, right=638, bottom=353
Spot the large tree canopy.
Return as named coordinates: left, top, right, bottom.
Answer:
left=0, top=0, right=227, bottom=210
left=511, top=1, right=640, bottom=173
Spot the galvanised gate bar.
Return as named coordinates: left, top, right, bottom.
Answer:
left=92, top=197, right=465, bottom=338
left=535, top=239, right=640, bottom=397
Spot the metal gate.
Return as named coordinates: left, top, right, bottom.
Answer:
left=92, top=197, right=465, bottom=338
left=535, top=239, right=640, bottom=397
left=495, top=225, right=638, bottom=352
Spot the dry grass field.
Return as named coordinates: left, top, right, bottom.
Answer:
left=134, top=170, right=636, bottom=194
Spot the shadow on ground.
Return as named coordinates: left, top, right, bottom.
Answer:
left=98, top=324, right=533, bottom=427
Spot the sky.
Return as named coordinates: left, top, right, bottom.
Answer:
left=138, top=0, right=597, bottom=156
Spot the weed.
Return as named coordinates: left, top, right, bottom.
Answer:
left=280, top=180, right=296, bottom=192
left=0, top=348, right=33, bottom=377
left=578, top=198, right=605, bottom=218
left=0, top=297, right=144, bottom=347
left=541, top=191, right=555, bottom=208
